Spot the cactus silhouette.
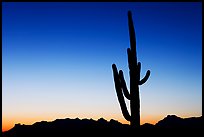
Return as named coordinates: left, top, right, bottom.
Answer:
left=112, top=11, right=151, bottom=128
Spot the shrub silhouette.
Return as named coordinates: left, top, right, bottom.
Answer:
left=112, top=11, right=151, bottom=128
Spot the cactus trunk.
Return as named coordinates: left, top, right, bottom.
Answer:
left=112, top=11, right=150, bottom=128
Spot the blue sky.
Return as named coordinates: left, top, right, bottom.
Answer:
left=2, top=2, right=202, bottom=131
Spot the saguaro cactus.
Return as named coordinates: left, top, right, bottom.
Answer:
left=112, top=11, right=151, bottom=128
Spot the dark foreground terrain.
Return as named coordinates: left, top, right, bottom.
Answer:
left=2, top=115, right=203, bottom=137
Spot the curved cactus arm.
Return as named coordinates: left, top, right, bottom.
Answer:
left=119, top=70, right=130, bottom=100
left=139, top=70, right=150, bottom=85
left=112, top=64, right=131, bottom=121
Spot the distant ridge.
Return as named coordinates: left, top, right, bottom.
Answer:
left=2, top=115, right=203, bottom=137
left=156, top=115, right=203, bottom=128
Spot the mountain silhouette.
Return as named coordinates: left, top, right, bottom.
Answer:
left=155, top=115, right=203, bottom=128
left=2, top=115, right=203, bottom=137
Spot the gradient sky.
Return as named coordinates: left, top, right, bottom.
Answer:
left=2, top=2, right=202, bottom=131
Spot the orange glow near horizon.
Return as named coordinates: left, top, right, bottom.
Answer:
left=2, top=112, right=202, bottom=132
left=2, top=113, right=163, bottom=132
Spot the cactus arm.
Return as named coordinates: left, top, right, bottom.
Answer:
left=112, top=64, right=131, bottom=121
left=139, top=70, right=150, bottom=85
left=119, top=70, right=131, bottom=100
